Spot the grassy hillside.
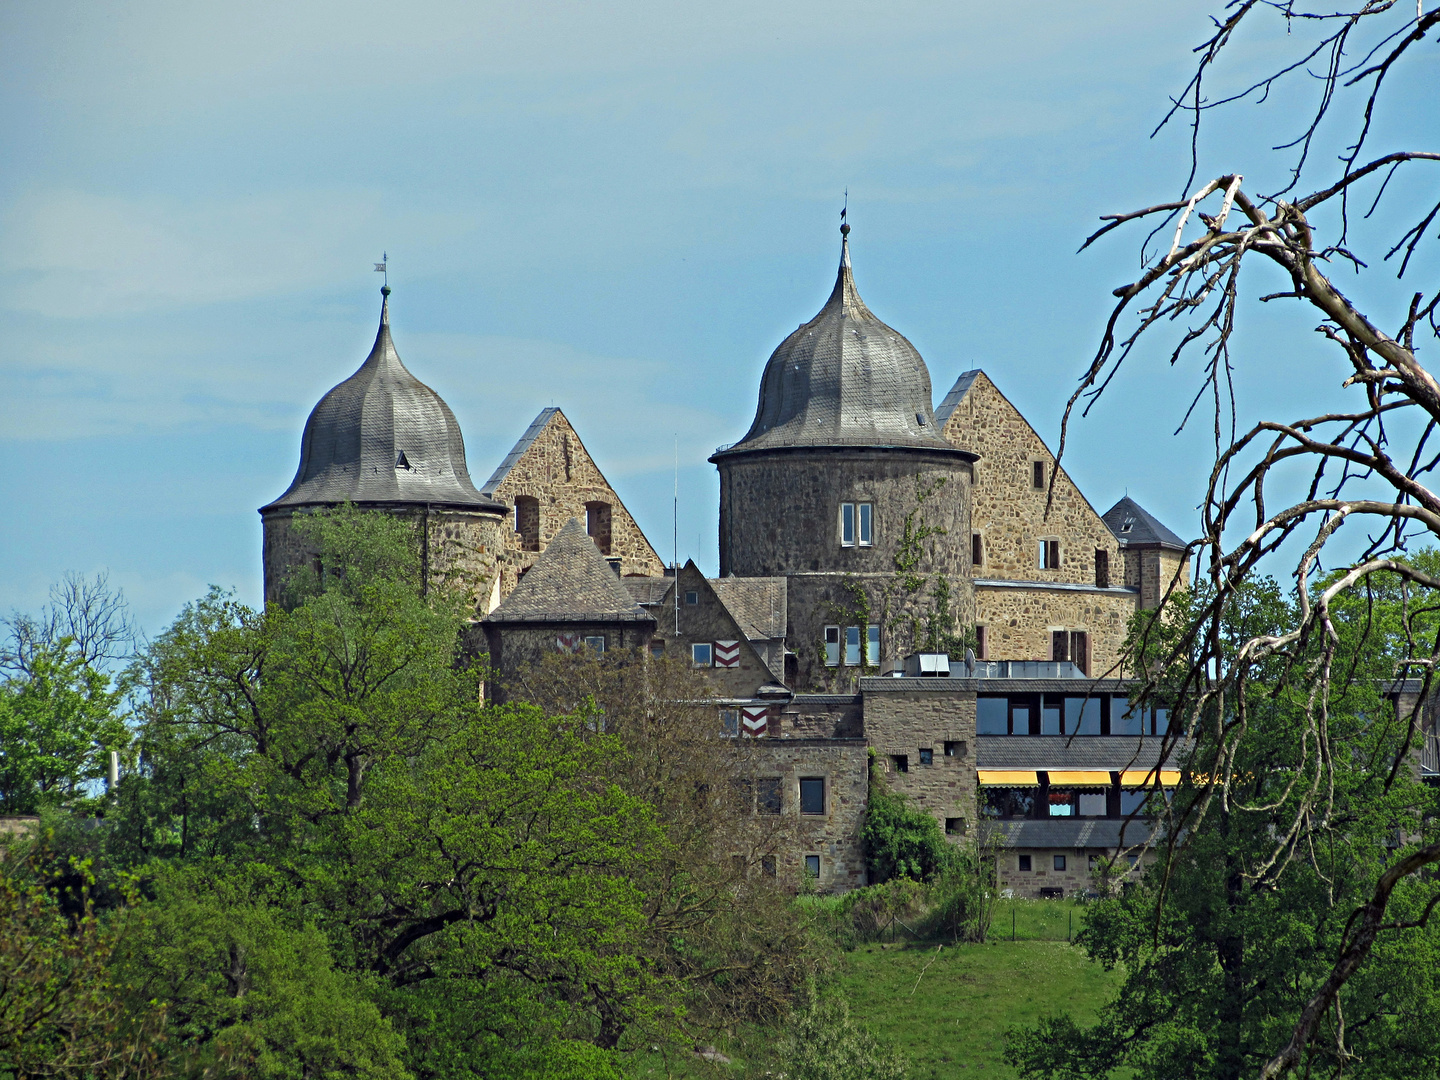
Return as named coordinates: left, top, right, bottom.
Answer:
left=635, top=900, right=1121, bottom=1079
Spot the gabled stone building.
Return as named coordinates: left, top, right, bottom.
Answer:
left=263, top=230, right=1195, bottom=896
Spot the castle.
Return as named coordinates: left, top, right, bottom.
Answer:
left=261, top=226, right=1189, bottom=897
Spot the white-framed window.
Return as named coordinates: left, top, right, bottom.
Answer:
left=684, top=590, right=699, bottom=605
left=804, top=854, right=821, bottom=879
left=692, top=642, right=712, bottom=666
left=840, top=503, right=856, bottom=546
left=1039, top=539, right=1061, bottom=569
left=720, top=709, right=739, bottom=736
left=858, top=503, right=873, bottom=546
left=824, top=625, right=840, bottom=666
left=867, top=624, right=881, bottom=666
left=845, top=626, right=861, bottom=666
left=583, top=635, right=605, bottom=653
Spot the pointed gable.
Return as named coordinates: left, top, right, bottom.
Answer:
left=482, top=407, right=665, bottom=596
left=484, top=517, right=652, bottom=624
left=652, top=562, right=787, bottom=688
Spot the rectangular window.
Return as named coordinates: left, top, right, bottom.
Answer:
left=1065, top=696, right=1101, bottom=735
left=1048, top=794, right=1074, bottom=817
left=805, top=854, right=821, bottom=878
left=761, top=855, right=776, bottom=878
left=1011, top=702, right=1032, bottom=735
left=845, top=626, right=861, bottom=666
left=1033, top=461, right=1046, bottom=489
left=1115, top=700, right=1145, bottom=736
left=919, top=747, right=934, bottom=766
left=1070, top=631, right=1090, bottom=676
left=944, top=740, right=966, bottom=758
left=1039, top=539, right=1061, bottom=569
left=945, top=817, right=966, bottom=835
left=1042, top=697, right=1062, bottom=735
left=691, top=642, right=712, bottom=666
left=649, top=639, right=665, bottom=658
left=756, top=778, right=782, bottom=815
left=684, top=590, right=699, bottom=605
left=890, top=754, right=909, bottom=774
left=583, top=635, right=605, bottom=652
left=720, top=709, right=739, bottom=737
left=977, top=697, right=1008, bottom=735
left=858, top=503, right=873, bottom=546
left=1052, top=630, right=1069, bottom=662
left=1120, top=790, right=1148, bottom=815
left=1095, top=549, right=1110, bottom=589
left=972, top=531, right=983, bottom=567
left=840, top=503, right=856, bottom=546
left=824, top=625, right=840, bottom=667
left=1078, top=793, right=1107, bottom=817
left=1018, top=855, right=1033, bottom=872
left=1053, top=855, right=1067, bottom=871
left=975, top=624, right=987, bottom=660
left=866, top=624, right=880, bottom=666
left=799, top=777, right=826, bottom=815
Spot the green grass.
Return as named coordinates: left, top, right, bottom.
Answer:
left=837, top=939, right=1121, bottom=1080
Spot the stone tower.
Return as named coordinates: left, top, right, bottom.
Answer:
left=710, top=226, right=977, bottom=688
left=259, top=287, right=510, bottom=609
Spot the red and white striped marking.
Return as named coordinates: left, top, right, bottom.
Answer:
left=714, top=640, right=740, bottom=667
left=556, top=633, right=581, bottom=653
left=741, top=707, right=769, bottom=737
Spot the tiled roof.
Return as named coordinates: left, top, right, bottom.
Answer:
left=484, top=517, right=653, bottom=624
left=623, top=577, right=672, bottom=606
left=713, top=228, right=970, bottom=459
left=479, top=407, right=559, bottom=497
left=935, top=369, right=981, bottom=426
left=980, top=818, right=1159, bottom=850
left=1102, top=496, right=1187, bottom=550
left=263, top=289, right=505, bottom=514
left=975, top=736, right=1188, bottom=771
left=710, top=577, right=787, bottom=640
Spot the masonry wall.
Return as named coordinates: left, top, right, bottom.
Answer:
left=261, top=506, right=507, bottom=614
left=650, top=563, right=783, bottom=697
left=490, top=411, right=664, bottom=596
left=975, top=585, right=1136, bottom=677
left=995, top=848, right=1155, bottom=900
left=941, top=372, right=1122, bottom=591
left=483, top=622, right=655, bottom=696
left=860, top=683, right=978, bottom=841
left=727, top=738, right=870, bottom=892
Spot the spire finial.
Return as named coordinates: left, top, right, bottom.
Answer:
left=840, top=190, right=850, bottom=237
left=374, top=252, right=389, bottom=288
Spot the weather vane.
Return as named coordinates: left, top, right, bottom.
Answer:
left=841, top=189, right=847, bottom=225
left=374, top=252, right=388, bottom=287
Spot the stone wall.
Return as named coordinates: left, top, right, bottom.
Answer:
left=483, top=621, right=656, bottom=697
left=261, top=505, right=507, bottom=614
left=975, top=584, right=1136, bottom=676
left=941, top=372, right=1123, bottom=590
left=994, top=848, right=1154, bottom=899
left=860, top=682, right=978, bottom=840
left=717, top=447, right=974, bottom=687
left=488, top=410, right=664, bottom=596
left=649, top=562, right=783, bottom=697
left=727, top=738, right=870, bottom=892
left=1126, top=547, right=1190, bottom=611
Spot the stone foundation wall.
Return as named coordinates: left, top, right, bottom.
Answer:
left=860, top=683, right=978, bottom=840
left=995, top=848, right=1155, bottom=899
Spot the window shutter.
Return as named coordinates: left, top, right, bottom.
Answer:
left=1070, top=631, right=1089, bottom=675
left=1052, top=630, right=1069, bottom=662
left=1047, top=540, right=1061, bottom=568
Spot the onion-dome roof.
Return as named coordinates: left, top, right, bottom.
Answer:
left=714, top=225, right=959, bottom=458
left=262, top=288, right=505, bottom=514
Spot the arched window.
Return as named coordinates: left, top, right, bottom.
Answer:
left=586, top=501, right=612, bottom=555
left=513, top=495, right=540, bottom=551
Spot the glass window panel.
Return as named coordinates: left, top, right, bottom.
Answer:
left=720, top=710, right=739, bottom=737
left=866, top=624, right=880, bottom=665
left=918, top=748, right=934, bottom=765
left=1053, top=855, right=1067, bottom=871
left=805, top=855, right=820, bottom=878
left=1115, top=700, right=1145, bottom=736
left=841, top=503, right=855, bottom=545
left=1018, top=855, right=1032, bottom=871
left=1078, top=793, right=1107, bottom=817
left=799, top=778, right=825, bottom=815
left=1049, top=800, right=1073, bottom=817
left=1154, top=707, right=1171, bottom=735
left=977, top=697, right=1008, bottom=735
left=692, top=643, right=712, bottom=666
left=858, top=503, right=873, bottom=545
left=845, top=626, right=861, bottom=666
left=1120, top=790, right=1148, bottom=815
left=1077, top=698, right=1101, bottom=735
left=1011, top=706, right=1031, bottom=736
left=824, top=626, right=840, bottom=667
left=1042, top=699, right=1062, bottom=735
left=757, top=778, right=782, bottom=814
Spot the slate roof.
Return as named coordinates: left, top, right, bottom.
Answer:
left=623, top=577, right=673, bottom=606
left=1103, top=496, right=1187, bottom=550
left=713, top=227, right=970, bottom=459
left=263, top=289, right=505, bottom=514
left=484, top=517, right=653, bottom=624
left=980, top=818, right=1158, bottom=850
left=479, top=407, right=558, bottom=498
left=710, top=577, right=787, bottom=640
left=934, top=369, right=981, bottom=427
left=976, top=736, right=1188, bottom=771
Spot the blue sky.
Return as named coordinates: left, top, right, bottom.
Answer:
left=2, top=1, right=1434, bottom=637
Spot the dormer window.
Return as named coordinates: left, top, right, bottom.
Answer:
left=395, top=450, right=412, bottom=470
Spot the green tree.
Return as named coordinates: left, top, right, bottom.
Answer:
left=862, top=758, right=957, bottom=884
left=0, top=641, right=128, bottom=815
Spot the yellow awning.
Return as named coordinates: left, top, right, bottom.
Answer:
left=1121, top=769, right=1182, bottom=787
left=977, top=770, right=1039, bottom=787
left=1046, top=770, right=1112, bottom=787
